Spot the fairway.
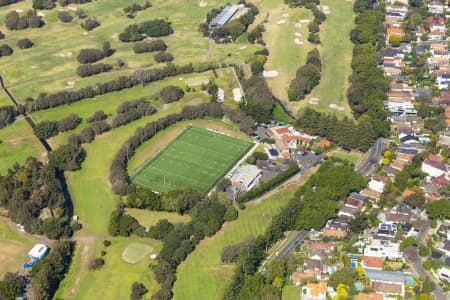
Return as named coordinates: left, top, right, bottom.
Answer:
left=132, top=126, right=253, bottom=193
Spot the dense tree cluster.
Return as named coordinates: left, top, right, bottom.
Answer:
left=25, top=62, right=218, bottom=112
left=58, top=0, right=92, bottom=5
left=427, top=198, right=450, bottom=221
left=123, top=1, right=151, bottom=17
left=76, top=63, right=112, bottom=77
left=240, top=76, right=273, bottom=122
left=77, top=42, right=112, bottom=64
left=237, top=164, right=300, bottom=203
left=111, top=98, right=156, bottom=128
left=150, top=194, right=227, bottom=299
left=16, top=38, right=33, bottom=49
left=284, top=0, right=319, bottom=8
left=81, top=17, right=100, bottom=31
left=119, top=19, right=173, bottom=42
left=4, top=10, right=44, bottom=30
left=0, top=273, right=26, bottom=300
left=154, top=51, right=174, bottom=63
left=0, top=44, right=13, bottom=57
left=224, top=161, right=366, bottom=298
left=34, top=113, right=82, bottom=139
left=160, top=86, right=184, bottom=104
left=0, top=0, right=22, bottom=7
left=131, top=282, right=148, bottom=300
left=32, top=0, right=55, bottom=9
left=0, top=157, right=74, bottom=238
left=288, top=49, right=321, bottom=101
left=133, top=39, right=167, bottom=53
left=297, top=108, right=385, bottom=151
left=347, top=1, right=389, bottom=127
left=31, top=241, right=75, bottom=300
left=0, top=105, right=18, bottom=129
left=108, top=204, right=142, bottom=236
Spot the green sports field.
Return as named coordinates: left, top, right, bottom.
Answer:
left=132, top=126, right=253, bottom=193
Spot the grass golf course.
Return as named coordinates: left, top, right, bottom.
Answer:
left=0, top=220, right=37, bottom=277
left=172, top=166, right=318, bottom=300
left=0, top=0, right=261, bottom=102
left=55, top=238, right=162, bottom=300
left=132, top=126, right=253, bottom=193
left=126, top=209, right=191, bottom=228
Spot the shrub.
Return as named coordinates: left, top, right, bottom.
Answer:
left=32, top=0, right=55, bottom=10
left=0, top=31, right=5, bottom=40
left=307, top=33, right=320, bottom=44
left=308, top=22, right=320, bottom=33
left=5, top=10, right=44, bottom=30
left=160, top=86, right=184, bottom=103
left=58, top=11, right=73, bottom=23
left=57, top=113, right=82, bottom=132
left=16, top=38, right=33, bottom=49
left=130, top=282, right=148, bottom=300
left=87, top=110, right=107, bottom=123
left=81, top=17, right=100, bottom=31
left=89, top=258, right=105, bottom=270
left=76, top=63, right=112, bottom=77
left=119, top=19, right=173, bottom=42
left=154, top=51, right=174, bottom=63
left=0, top=44, right=13, bottom=57
left=132, top=39, right=167, bottom=53
left=77, top=48, right=105, bottom=64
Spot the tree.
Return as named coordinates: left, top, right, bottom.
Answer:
left=130, top=282, right=147, bottom=300
left=403, top=193, right=425, bottom=209
left=81, top=17, right=100, bottom=31
left=349, top=214, right=369, bottom=233
left=329, top=268, right=358, bottom=295
left=16, top=38, right=33, bottom=49
left=308, top=22, right=320, bottom=33
left=400, top=237, right=418, bottom=251
left=427, top=199, right=450, bottom=220
left=34, top=121, right=58, bottom=139
left=160, top=86, right=184, bottom=103
left=221, top=244, right=241, bottom=263
left=421, top=276, right=435, bottom=293
left=58, top=11, right=73, bottom=23
left=154, top=51, right=174, bottom=63
left=224, top=19, right=245, bottom=40
left=0, top=44, right=13, bottom=56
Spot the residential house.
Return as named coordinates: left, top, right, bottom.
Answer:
left=358, top=293, right=384, bottom=300
left=427, top=16, right=446, bottom=32
left=275, top=139, right=290, bottom=158
left=302, top=281, right=328, bottom=300
left=385, top=99, right=417, bottom=116
left=338, top=195, right=366, bottom=219
left=386, top=0, right=408, bottom=5
left=323, top=218, right=348, bottom=239
left=437, top=266, right=450, bottom=282
left=421, top=158, right=449, bottom=178
left=437, top=73, right=450, bottom=89
left=364, top=239, right=403, bottom=260
left=428, top=0, right=445, bottom=14
left=308, top=241, right=335, bottom=259
left=369, top=176, right=388, bottom=193
left=386, top=27, right=404, bottom=42
left=383, top=165, right=400, bottom=177
left=437, top=135, right=450, bottom=148
left=361, top=256, right=384, bottom=270
left=365, top=269, right=405, bottom=296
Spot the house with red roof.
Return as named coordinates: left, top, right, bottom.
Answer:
left=361, top=256, right=384, bottom=270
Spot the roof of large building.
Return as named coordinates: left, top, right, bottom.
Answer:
left=362, top=256, right=384, bottom=269
left=306, top=281, right=328, bottom=296
left=210, top=5, right=239, bottom=27
left=230, top=164, right=261, bottom=188
left=28, top=244, right=49, bottom=259
left=358, top=293, right=384, bottom=300
left=365, top=269, right=405, bottom=283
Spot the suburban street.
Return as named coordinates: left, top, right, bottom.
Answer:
left=406, top=220, right=447, bottom=300
left=356, top=138, right=387, bottom=176
left=275, top=230, right=310, bottom=258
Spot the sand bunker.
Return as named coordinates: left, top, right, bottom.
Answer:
left=300, top=19, right=309, bottom=23
left=199, top=1, right=207, bottom=7
left=150, top=254, right=157, bottom=259
left=263, top=70, right=279, bottom=78
left=282, top=13, right=289, bottom=18
left=277, top=19, right=287, bottom=25
left=294, top=39, right=303, bottom=45
left=295, top=23, right=302, bottom=28
left=239, top=46, right=247, bottom=50
left=111, top=33, right=118, bottom=39
left=68, top=6, right=77, bottom=11
left=233, top=88, right=243, bottom=102
left=295, top=32, right=302, bottom=37
left=82, top=32, right=88, bottom=36
left=66, top=81, right=75, bottom=89
left=15, top=9, right=23, bottom=13
left=58, top=52, right=73, bottom=58
left=31, top=65, right=38, bottom=69
left=309, top=98, right=320, bottom=105
left=329, top=104, right=345, bottom=111
left=322, top=5, right=330, bottom=14
left=37, top=12, right=46, bottom=17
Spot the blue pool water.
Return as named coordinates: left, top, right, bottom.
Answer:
left=406, top=277, right=414, bottom=287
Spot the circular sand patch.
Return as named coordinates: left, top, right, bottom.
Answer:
left=277, top=19, right=286, bottom=25
left=309, top=98, right=320, bottom=105
left=329, top=104, right=345, bottom=111
left=295, top=23, right=302, bottom=28
left=295, top=32, right=302, bottom=37
left=199, top=1, right=207, bottom=7
left=294, top=38, right=303, bottom=45
left=282, top=13, right=289, bottom=18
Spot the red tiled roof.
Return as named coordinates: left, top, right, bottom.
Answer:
left=358, top=293, right=384, bottom=300
left=385, top=213, right=411, bottom=223
left=427, top=16, right=445, bottom=25
left=308, top=242, right=334, bottom=251
left=423, top=159, right=447, bottom=172
left=345, top=197, right=365, bottom=210
left=274, top=127, right=289, bottom=135
left=432, top=176, right=450, bottom=186
left=362, top=256, right=383, bottom=269
left=372, top=282, right=402, bottom=294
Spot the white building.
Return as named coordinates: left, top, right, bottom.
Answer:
left=437, top=73, right=450, bottom=89
left=28, top=244, right=49, bottom=260
left=230, top=164, right=261, bottom=191
left=217, top=88, right=225, bottom=103
left=385, top=99, right=417, bottom=116
left=421, top=159, right=449, bottom=178
left=368, top=176, right=388, bottom=194
left=438, top=267, right=450, bottom=282
left=364, top=240, right=403, bottom=260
